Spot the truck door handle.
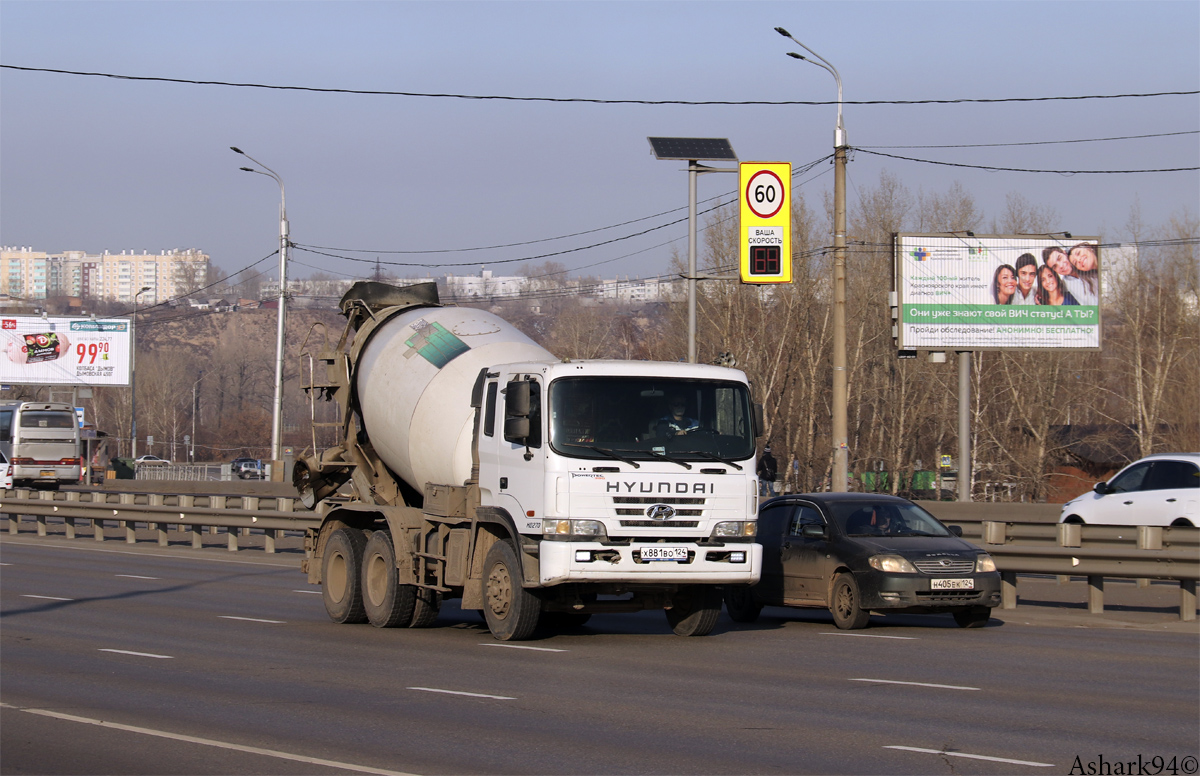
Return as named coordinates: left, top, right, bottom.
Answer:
left=500, top=477, right=508, bottom=489
left=1166, top=498, right=1177, bottom=503
left=1123, top=500, right=1133, bottom=505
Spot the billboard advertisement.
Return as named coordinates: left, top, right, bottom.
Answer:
left=0, top=315, right=133, bottom=386
left=894, top=234, right=1101, bottom=351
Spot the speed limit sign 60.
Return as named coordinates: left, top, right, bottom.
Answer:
left=739, top=162, right=792, bottom=284
left=745, top=169, right=785, bottom=219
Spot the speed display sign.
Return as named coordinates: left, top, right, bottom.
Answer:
left=739, top=162, right=792, bottom=284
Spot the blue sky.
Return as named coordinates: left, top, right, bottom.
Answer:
left=1, top=1, right=1196, bottom=284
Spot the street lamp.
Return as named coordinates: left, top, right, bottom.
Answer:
left=130, top=285, right=151, bottom=459
left=776, top=26, right=849, bottom=492
left=231, top=146, right=288, bottom=469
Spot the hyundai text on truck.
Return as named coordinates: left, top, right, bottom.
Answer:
left=294, top=282, right=763, bottom=640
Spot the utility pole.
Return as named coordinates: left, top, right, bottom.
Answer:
left=777, top=27, right=849, bottom=491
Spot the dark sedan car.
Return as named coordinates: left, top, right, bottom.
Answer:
left=725, top=493, right=1001, bottom=629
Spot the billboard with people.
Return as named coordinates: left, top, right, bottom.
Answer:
left=0, top=315, right=133, bottom=386
left=894, top=234, right=1101, bottom=351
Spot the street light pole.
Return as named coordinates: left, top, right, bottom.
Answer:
left=776, top=26, right=849, bottom=492
left=130, top=285, right=151, bottom=459
left=231, top=147, right=288, bottom=468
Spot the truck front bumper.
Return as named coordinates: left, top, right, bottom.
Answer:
left=539, top=540, right=762, bottom=586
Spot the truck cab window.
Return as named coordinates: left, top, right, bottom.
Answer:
left=483, top=382, right=498, bottom=437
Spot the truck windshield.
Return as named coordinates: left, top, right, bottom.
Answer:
left=548, top=377, right=755, bottom=462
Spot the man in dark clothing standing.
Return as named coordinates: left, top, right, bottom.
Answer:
left=757, top=446, right=778, bottom=496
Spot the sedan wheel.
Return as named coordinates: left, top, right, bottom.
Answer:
left=830, top=572, right=871, bottom=630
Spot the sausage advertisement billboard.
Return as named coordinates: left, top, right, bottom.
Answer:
left=0, top=315, right=133, bottom=386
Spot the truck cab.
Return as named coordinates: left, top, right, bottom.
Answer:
left=478, top=361, right=761, bottom=588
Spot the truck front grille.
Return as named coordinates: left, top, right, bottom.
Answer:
left=618, top=520, right=700, bottom=528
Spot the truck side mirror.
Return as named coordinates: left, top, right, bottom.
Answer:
left=504, top=416, right=530, bottom=442
left=505, top=380, right=531, bottom=417
left=753, top=403, right=765, bottom=438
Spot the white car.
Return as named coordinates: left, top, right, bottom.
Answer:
left=0, top=450, right=12, bottom=490
left=135, top=454, right=170, bottom=466
left=1060, top=453, right=1200, bottom=527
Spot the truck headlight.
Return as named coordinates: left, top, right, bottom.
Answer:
left=975, top=553, right=996, bottom=573
left=542, top=519, right=607, bottom=540
left=712, top=521, right=757, bottom=538
left=868, top=554, right=918, bottom=574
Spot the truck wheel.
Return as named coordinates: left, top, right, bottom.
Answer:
left=830, top=573, right=871, bottom=630
left=322, top=526, right=368, bottom=624
left=665, top=586, right=721, bottom=636
left=483, top=540, right=540, bottom=641
left=723, top=584, right=763, bottom=623
left=408, top=588, right=442, bottom=628
left=362, top=531, right=416, bottom=628
left=953, top=606, right=992, bottom=628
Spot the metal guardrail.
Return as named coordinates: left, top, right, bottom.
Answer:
left=1, top=487, right=318, bottom=553
left=3, top=490, right=1197, bottom=620
left=919, top=501, right=1199, bottom=621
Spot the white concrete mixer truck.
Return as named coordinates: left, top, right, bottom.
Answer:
left=295, top=281, right=762, bottom=640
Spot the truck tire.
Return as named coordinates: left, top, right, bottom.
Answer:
left=322, top=526, right=368, bottom=624
left=483, top=540, right=540, bottom=641
left=830, top=572, right=871, bottom=630
left=408, top=588, right=442, bottom=628
left=362, top=531, right=417, bottom=628
left=723, top=584, right=763, bottom=623
left=665, top=586, right=721, bottom=636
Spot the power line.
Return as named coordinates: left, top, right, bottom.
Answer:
left=854, top=148, right=1199, bottom=174
left=858, top=130, right=1200, bottom=150
left=2, top=65, right=1196, bottom=106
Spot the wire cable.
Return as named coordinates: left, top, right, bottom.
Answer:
left=3, top=65, right=1196, bottom=106
left=858, top=130, right=1200, bottom=150
left=854, top=148, right=1199, bottom=174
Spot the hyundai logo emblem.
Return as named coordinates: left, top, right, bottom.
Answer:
left=646, top=504, right=676, bottom=520
left=939, top=559, right=952, bottom=567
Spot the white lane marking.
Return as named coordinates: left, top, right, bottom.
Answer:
left=481, top=643, right=566, bottom=652
left=820, top=632, right=917, bottom=640
left=116, top=574, right=161, bottom=580
left=20, top=594, right=73, bottom=601
left=851, top=678, right=980, bottom=691
left=885, top=746, right=1053, bottom=767
left=98, top=649, right=174, bottom=659
left=292, top=589, right=323, bottom=594
left=0, top=702, right=418, bottom=776
left=0, top=562, right=11, bottom=565
left=219, top=616, right=286, bottom=624
left=408, top=687, right=515, bottom=700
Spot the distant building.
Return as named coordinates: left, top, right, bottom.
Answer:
left=0, top=247, right=209, bottom=304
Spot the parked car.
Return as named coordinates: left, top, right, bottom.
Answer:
left=134, top=454, right=170, bottom=466
left=724, top=493, right=1002, bottom=630
left=0, top=450, right=12, bottom=489
left=231, top=457, right=256, bottom=470
left=1060, top=453, right=1200, bottom=527
left=236, top=460, right=264, bottom=479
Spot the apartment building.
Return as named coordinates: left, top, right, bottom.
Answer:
left=0, top=248, right=209, bottom=304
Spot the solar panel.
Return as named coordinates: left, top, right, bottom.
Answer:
left=647, top=137, right=737, bottom=161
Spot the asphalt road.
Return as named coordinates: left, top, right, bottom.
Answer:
left=2, top=536, right=1197, bottom=776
